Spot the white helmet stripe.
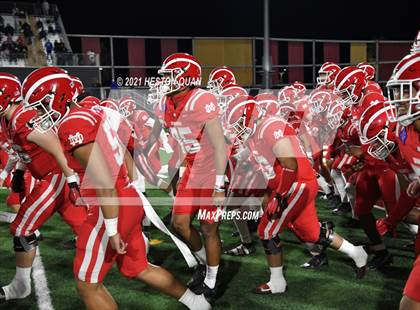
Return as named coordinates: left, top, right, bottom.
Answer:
left=209, top=68, right=230, bottom=81
left=0, top=75, right=21, bottom=85
left=162, top=57, right=201, bottom=74
left=227, top=100, right=255, bottom=125
left=395, top=55, right=420, bottom=79
left=24, top=73, right=71, bottom=103
left=337, top=69, right=363, bottom=90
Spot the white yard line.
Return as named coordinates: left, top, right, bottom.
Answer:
left=32, top=247, right=54, bottom=310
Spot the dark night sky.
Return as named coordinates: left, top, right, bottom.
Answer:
left=27, top=0, right=420, bottom=40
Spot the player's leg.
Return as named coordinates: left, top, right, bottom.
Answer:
left=136, top=263, right=210, bottom=309
left=355, top=169, right=392, bottom=269
left=1, top=173, right=65, bottom=301
left=254, top=183, right=311, bottom=294
left=196, top=220, right=221, bottom=295
left=76, top=281, right=117, bottom=310
left=400, top=256, right=420, bottom=310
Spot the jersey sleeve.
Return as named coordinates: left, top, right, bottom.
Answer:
left=58, top=113, right=99, bottom=152
left=190, top=91, right=220, bottom=123
left=262, top=119, right=292, bottom=146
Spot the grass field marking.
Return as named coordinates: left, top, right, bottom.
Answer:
left=32, top=247, right=54, bottom=310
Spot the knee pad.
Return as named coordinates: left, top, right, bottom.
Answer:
left=13, top=234, right=38, bottom=252
left=317, top=221, right=335, bottom=248
left=261, top=235, right=282, bottom=255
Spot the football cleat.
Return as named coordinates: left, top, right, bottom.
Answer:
left=332, top=202, right=351, bottom=215
left=300, top=253, right=328, bottom=269
left=327, top=195, right=341, bottom=209
left=187, top=264, right=206, bottom=293
left=224, top=243, right=256, bottom=256
left=356, top=265, right=368, bottom=280
left=253, top=283, right=287, bottom=295
left=193, top=282, right=218, bottom=304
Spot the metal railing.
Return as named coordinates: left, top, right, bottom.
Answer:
left=65, top=34, right=412, bottom=89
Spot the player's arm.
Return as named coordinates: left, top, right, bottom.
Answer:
left=272, top=137, right=298, bottom=196
left=145, top=118, right=163, bottom=152
left=73, top=142, right=126, bottom=254
left=349, top=145, right=363, bottom=158
left=27, top=129, right=74, bottom=177
left=204, top=117, right=228, bottom=205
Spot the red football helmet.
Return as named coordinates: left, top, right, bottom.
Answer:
left=158, top=53, right=201, bottom=95
left=255, top=92, right=280, bottom=116
left=119, top=96, right=136, bottom=118
left=364, top=81, right=383, bottom=95
left=334, top=66, right=367, bottom=106
left=326, top=99, right=347, bottom=129
left=385, top=52, right=420, bottom=126
left=292, top=81, right=306, bottom=96
left=278, top=101, right=295, bottom=120
left=277, top=86, right=296, bottom=104
left=309, top=88, right=334, bottom=113
left=357, top=92, right=388, bottom=118
left=359, top=101, right=396, bottom=160
left=100, top=98, right=119, bottom=111
left=217, top=84, right=247, bottom=113
left=317, top=62, right=341, bottom=86
left=77, top=96, right=100, bottom=109
left=411, top=30, right=420, bottom=54
left=0, top=72, right=22, bottom=115
left=22, top=66, right=73, bottom=132
left=71, top=76, right=84, bottom=101
left=224, top=95, right=261, bottom=146
left=207, top=66, right=236, bottom=94
left=295, top=97, right=312, bottom=122
left=357, top=62, right=376, bottom=81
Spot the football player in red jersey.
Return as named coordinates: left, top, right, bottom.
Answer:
left=148, top=53, right=227, bottom=300
left=334, top=67, right=401, bottom=268
left=22, top=67, right=212, bottom=310
left=383, top=52, right=420, bottom=310
left=225, top=95, right=368, bottom=294
left=317, top=62, right=341, bottom=89
left=0, top=72, right=87, bottom=302
left=207, top=66, right=236, bottom=96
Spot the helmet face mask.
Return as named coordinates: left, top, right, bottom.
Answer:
left=207, top=77, right=223, bottom=94
left=158, top=68, right=184, bottom=95
left=385, top=78, right=420, bottom=126
left=229, top=116, right=254, bottom=146
left=26, top=91, right=65, bottom=133
left=317, top=72, right=328, bottom=85
left=327, top=110, right=344, bottom=129
left=367, top=130, right=395, bottom=160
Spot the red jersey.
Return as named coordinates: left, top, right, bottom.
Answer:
left=132, top=109, right=153, bottom=149
left=249, top=116, right=316, bottom=191
left=0, top=105, right=60, bottom=179
left=156, top=88, right=220, bottom=167
left=396, top=124, right=420, bottom=180
left=57, top=105, right=131, bottom=191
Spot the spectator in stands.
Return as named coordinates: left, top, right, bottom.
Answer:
left=42, top=0, right=50, bottom=16
left=36, top=19, right=43, bottom=29
left=45, top=39, right=53, bottom=59
left=4, top=24, right=14, bottom=36
left=38, top=28, right=47, bottom=40
left=22, top=22, right=33, bottom=45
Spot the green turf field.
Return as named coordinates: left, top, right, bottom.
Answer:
left=0, top=186, right=416, bottom=310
